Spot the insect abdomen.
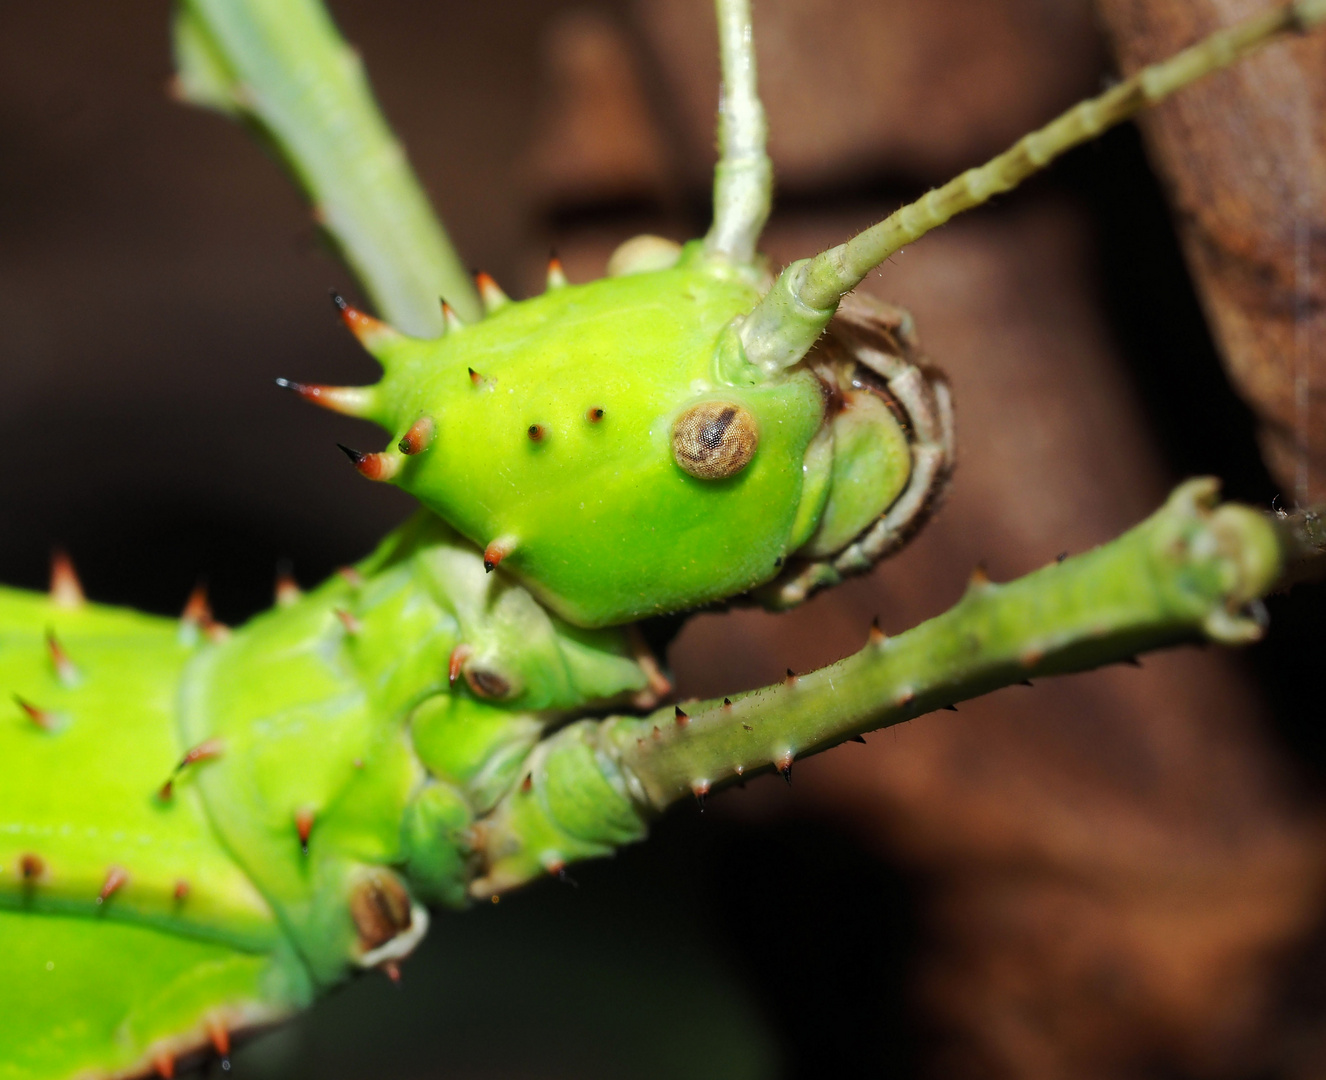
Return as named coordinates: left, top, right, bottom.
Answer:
left=0, top=586, right=303, bottom=1079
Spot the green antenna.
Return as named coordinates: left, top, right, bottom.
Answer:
left=704, top=0, right=773, bottom=265
left=739, top=0, right=1326, bottom=371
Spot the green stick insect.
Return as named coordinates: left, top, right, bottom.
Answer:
left=4, top=1, right=1326, bottom=1077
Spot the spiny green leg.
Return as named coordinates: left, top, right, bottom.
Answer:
left=704, top=0, right=773, bottom=265
left=173, top=0, right=480, bottom=331
left=740, top=0, right=1326, bottom=370
left=470, top=481, right=1326, bottom=894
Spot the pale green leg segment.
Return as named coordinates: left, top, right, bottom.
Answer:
left=173, top=0, right=480, bottom=331
left=740, top=0, right=1326, bottom=369
left=471, top=482, right=1326, bottom=894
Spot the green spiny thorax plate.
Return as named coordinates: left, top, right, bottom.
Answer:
left=359, top=245, right=828, bottom=627
left=0, top=588, right=276, bottom=947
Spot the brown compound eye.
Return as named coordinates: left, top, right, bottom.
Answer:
left=349, top=869, right=413, bottom=952
left=464, top=667, right=515, bottom=700
left=670, top=401, right=758, bottom=479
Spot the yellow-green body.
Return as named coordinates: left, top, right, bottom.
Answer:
left=0, top=516, right=655, bottom=1078
left=9, top=0, right=1310, bottom=1071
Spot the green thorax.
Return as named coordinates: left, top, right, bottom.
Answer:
left=2, top=513, right=651, bottom=1002
left=178, top=511, right=651, bottom=986
left=355, top=244, right=828, bottom=627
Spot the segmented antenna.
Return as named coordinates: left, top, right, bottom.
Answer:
left=741, top=0, right=1326, bottom=372
left=703, top=0, right=772, bottom=264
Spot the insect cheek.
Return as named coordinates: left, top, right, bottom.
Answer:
left=670, top=401, right=759, bottom=480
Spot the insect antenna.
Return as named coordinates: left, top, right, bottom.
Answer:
left=740, top=0, right=1326, bottom=371
left=703, top=0, right=772, bottom=265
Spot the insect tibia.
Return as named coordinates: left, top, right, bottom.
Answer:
left=172, top=0, right=480, bottom=330
left=468, top=482, right=1308, bottom=872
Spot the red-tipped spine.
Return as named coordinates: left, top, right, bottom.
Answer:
left=483, top=536, right=517, bottom=573
left=159, top=738, right=225, bottom=800
left=331, top=290, right=393, bottom=345
left=46, top=629, right=80, bottom=687
left=474, top=271, right=509, bottom=313
left=97, top=866, right=128, bottom=905
left=181, top=584, right=229, bottom=642
left=15, top=695, right=58, bottom=732
left=207, top=1019, right=231, bottom=1061
left=274, top=378, right=376, bottom=418
left=546, top=255, right=568, bottom=290
left=337, top=444, right=402, bottom=482
left=153, top=1052, right=175, bottom=1080
left=295, top=807, right=315, bottom=855
left=182, top=583, right=212, bottom=627
left=448, top=644, right=473, bottom=685
left=440, top=300, right=465, bottom=332
left=398, top=416, right=436, bottom=456
left=275, top=565, right=302, bottom=607
left=49, top=550, right=85, bottom=609
left=178, top=738, right=225, bottom=769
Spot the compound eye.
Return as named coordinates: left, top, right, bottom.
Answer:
left=671, top=401, right=758, bottom=480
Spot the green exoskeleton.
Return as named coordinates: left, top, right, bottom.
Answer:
left=4, top=1, right=1324, bottom=1077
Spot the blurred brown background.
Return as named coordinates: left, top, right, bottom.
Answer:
left=2, top=1, right=1325, bottom=1077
